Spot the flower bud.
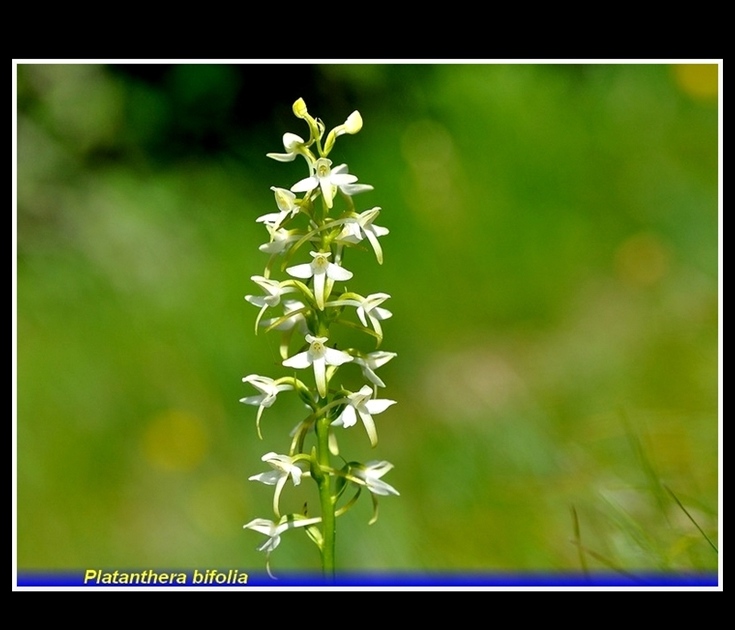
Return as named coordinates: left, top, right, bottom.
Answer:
left=343, top=111, right=363, bottom=135
left=292, top=98, right=308, bottom=119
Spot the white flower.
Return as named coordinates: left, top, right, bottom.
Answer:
left=243, top=513, right=323, bottom=576
left=332, top=385, right=396, bottom=447
left=260, top=299, right=308, bottom=333
left=249, top=452, right=304, bottom=516
left=256, top=187, right=301, bottom=227
left=331, top=293, right=392, bottom=339
left=323, top=111, right=364, bottom=154
left=355, top=293, right=392, bottom=337
left=282, top=334, right=352, bottom=398
left=243, top=518, right=290, bottom=553
left=291, top=158, right=358, bottom=208
left=266, top=132, right=307, bottom=163
left=240, top=375, right=293, bottom=438
left=353, top=351, right=397, bottom=388
left=346, top=460, right=399, bottom=525
left=286, top=251, right=353, bottom=310
left=245, top=276, right=293, bottom=309
left=336, top=207, right=389, bottom=263
left=250, top=452, right=303, bottom=487
left=258, top=225, right=301, bottom=255
left=245, top=276, right=297, bottom=330
left=351, top=460, right=400, bottom=496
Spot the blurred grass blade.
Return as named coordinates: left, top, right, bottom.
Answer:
left=568, top=539, right=643, bottom=584
left=570, top=505, right=589, bottom=577
left=664, top=485, right=718, bottom=553
left=620, top=409, right=669, bottom=522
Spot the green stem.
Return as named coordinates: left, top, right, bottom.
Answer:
left=311, top=193, right=338, bottom=581
left=315, top=415, right=336, bottom=580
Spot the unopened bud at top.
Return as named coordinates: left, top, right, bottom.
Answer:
left=342, top=111, right=363, bottom=135
left=293, top=98, right=308, bottom=119
left=323, top=111, right=363, bottom=156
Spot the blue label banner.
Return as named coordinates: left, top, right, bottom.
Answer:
left=15, top=570, right=719, bottom=588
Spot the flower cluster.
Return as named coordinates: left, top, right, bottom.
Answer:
left=241, top=99, right=398, bottom=576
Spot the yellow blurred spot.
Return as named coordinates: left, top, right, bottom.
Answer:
left=142, top=409, right=208, bottom=472
left=673, top=64, right=718, bottom=102
left=615, top=232, right=670, bottom=288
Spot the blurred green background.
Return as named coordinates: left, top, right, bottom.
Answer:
left=15, top=63, right=719, bottom=576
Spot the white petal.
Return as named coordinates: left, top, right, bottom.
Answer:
left=286, top=263, right=314, bottom=279
left=243, top=518, right=276, bottom=536
left=259, top=241, right=286, bottom=255
left=248, top=471, right=281, bottom=486
left=337, top=231, right=362, bottom=245
left=340, top=182, right=374, bottom=195
left=245, top=295, right=267, bottom=307
left=291, top=176, right=318, bottom=193
left=257, top=534, right=281, bottom=553
left=319, top=179, right=336, bottom=208
left=283, top=351, right=312, bottom=370
left=239, top=394, right=265, bottom=406
left=365, top=460, right=394, bottom=475
left=360, top=366, right=385, bottom=388
left=372, top=307, right=393, bottom=320
left=326, top=263, right=353, bottom=282
left=313, top=357, right=327, bottom=397
left=357, top=410, right=379, bottom=447
left=330, top=173, right=358, bottom=187
left=367, top=292, right=391, bottom=302
left=356, top=307, right=369, bottom=328
left=266, top=152, right=297, bottom=162
left=313, top=270, right=326, bottom=309
left=364, top=399, right=396, bottom=415
left=364, top=229, right=384, bottom=264
left=256, top=211, right=287, bottom=225
left=358, top=207, right=381, bottom=223
left=366, top=352, right=397, bottom=369
left=366, top=478, right=399, bottom=496
left=323, top=347, right=353, bottom=366
left=336, top=404, right=357, bottom=428
left=242, top=373, right=269, bottom=385
left=368, top=315, right=383, bottom=338
left=282, top=132, right=305, bottom=148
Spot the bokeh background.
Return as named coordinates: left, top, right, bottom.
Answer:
left=15, top=63, right=719, bottom=577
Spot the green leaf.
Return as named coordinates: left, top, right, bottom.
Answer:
left=304, top=524, right=323, bottom=550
